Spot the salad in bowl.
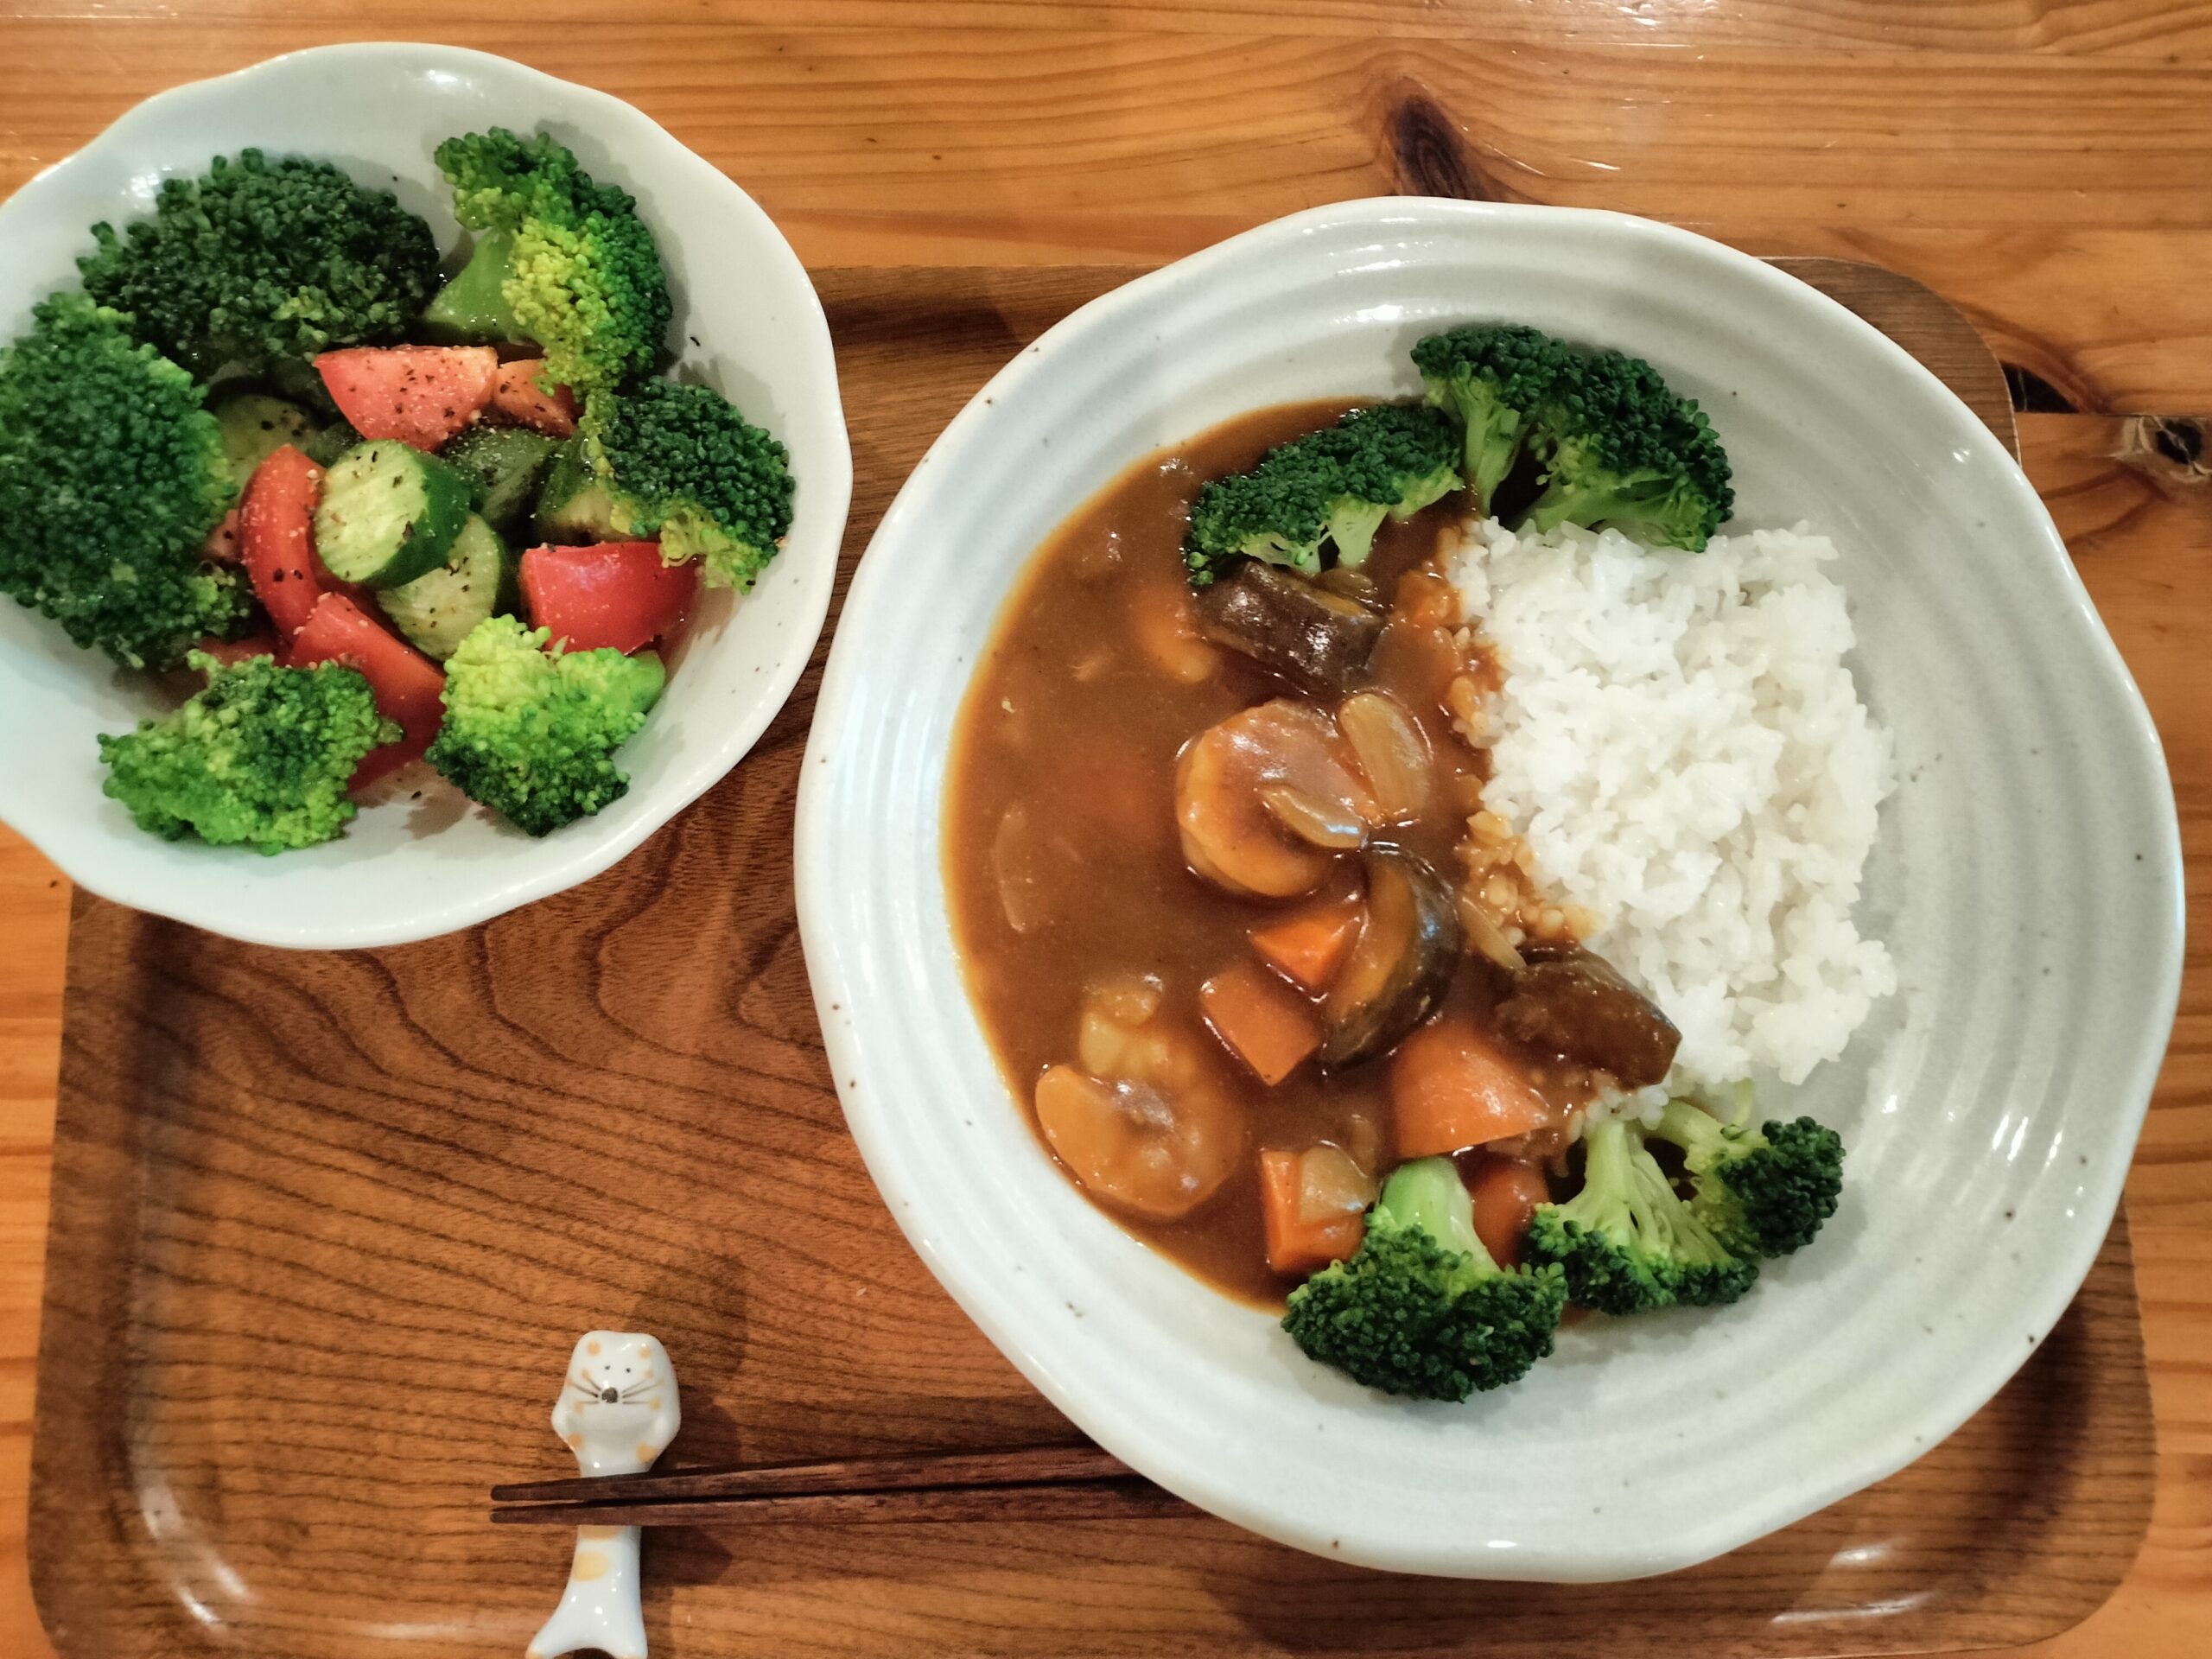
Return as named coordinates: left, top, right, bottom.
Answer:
left=0, top=45, right=849, bottom=945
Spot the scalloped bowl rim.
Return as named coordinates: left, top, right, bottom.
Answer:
left=797, top=198, right=2183, bottom=1581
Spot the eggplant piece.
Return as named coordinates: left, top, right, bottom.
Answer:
left=1319, top=846, right=1460, bottom=1069
left=1496, top=945, right=1680, bottom=1087
left=1192, top=563, right=1383, bottom=696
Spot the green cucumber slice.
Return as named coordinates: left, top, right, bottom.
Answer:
left=266, top=354, right=342, bottom=420
left=532, top=436, right=623, bottom=543
left=442, top=425, right=560, bottom=538
left=212, top=391, right=321, bottom=486
left=300, top=419, right=364, bottom=468
left=313, top=439, right=473, bottom=588
left=376, top=514, right=514, bottom=660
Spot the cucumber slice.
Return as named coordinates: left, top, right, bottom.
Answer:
left=313, top=439, right=473, bottom=588
left=533, top=437, right=623, bottom=543
left=267, top=354, right=343, bottom=421
left=442, top=425, right=560, bottom=538
left=376, top=514, right=514, bottom=660
left=212, top=391, right=321, bottom=486
left=300, top=419, right=364, bottom=468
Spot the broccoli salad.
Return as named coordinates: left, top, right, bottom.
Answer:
left=0, top=130, right=795, bottom=851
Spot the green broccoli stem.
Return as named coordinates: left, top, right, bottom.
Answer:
left=1655, top=1098, right=1732, bottom=1173
left=1450, top=382, right=1529, bottom=513
left=1376, top=1156, right=1499, bottom=1273
left=420, top=229, right=525, bottom=347
left=1579, top=1113, right=1637, bottom=1203
left=1323, top=500, right=1390, bottom=568
left=1620, top=1136, right=1751, bottom=1302
left=1527, top=472, right=1658, bottom=537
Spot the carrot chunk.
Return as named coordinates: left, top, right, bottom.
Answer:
left=1465, top=1155, right=1549, bottom=1268
left=1249, top=899, right=1362, bottom=993
left=1259, top=1148, right=1366, bottom=1276
left=1200, top=962, right=1321, bottom=1085
left=1389, top=1017, right=1553, bottom=1157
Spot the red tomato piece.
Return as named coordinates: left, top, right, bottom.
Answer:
left=289, top=593, right=447, bottom=786
left=315, top=345, right=499, bottom=451
left=520, top=542, right=697, bottom=655
left=491, top=359, right=580, bottom=437
left=238, top=445, right=325, bottom=636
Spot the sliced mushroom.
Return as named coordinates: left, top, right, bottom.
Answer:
left=1495, top=945, right=1681, bottom=1088
left=1319, top=846, right=1462, bottom=1069
left=1192, top=563, right=1384, bottom=696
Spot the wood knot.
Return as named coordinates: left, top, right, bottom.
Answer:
left=2116, top=416, right=2208, bottom=488
left=1388, top=92, right=1504, bottom=202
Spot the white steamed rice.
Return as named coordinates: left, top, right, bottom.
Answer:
left=1446, top=518, right=1895, bottom=1090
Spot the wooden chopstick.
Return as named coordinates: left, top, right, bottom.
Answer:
left=491, top=1443, right=1135, bottom=1507
left=490, top=1478, right=1194, bottom=1529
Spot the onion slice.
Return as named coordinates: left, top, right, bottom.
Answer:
left=1339, top=691, right=1435, bottom=819
left=1296, top=1143, right=1377, bottom=1224
left=1259, top=783, right=1367, bottom=849
left=1457, top=889, right=1527, bottom=972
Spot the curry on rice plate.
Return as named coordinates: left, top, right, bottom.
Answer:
left=946, top=325, right=1869, bottom=1402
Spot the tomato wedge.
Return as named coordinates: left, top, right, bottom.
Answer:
left=289, top=593, right=447, bottom=786
left=316, top=345, right=499, bottom=451
left=238, top=445, right=325, bottom=636
left=491, top=359, right=580, bottom=437
left=520, top=542, right=697, bottom=654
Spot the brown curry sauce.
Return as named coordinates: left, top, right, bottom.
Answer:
left=944, top=402, right=1594, bottom=1307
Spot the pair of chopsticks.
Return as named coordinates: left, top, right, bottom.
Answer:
left=491, top=1443, right=1193, bottom=1529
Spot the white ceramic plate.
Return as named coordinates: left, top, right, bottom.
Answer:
left=0, top=44, right=851, bottom=948
left=798, top=200, right=2183, bottom=1580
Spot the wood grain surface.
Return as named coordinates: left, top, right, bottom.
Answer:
left=0, top=6, right=2207, bottom=1656
left=0, top=260, right=2161, bottom=1659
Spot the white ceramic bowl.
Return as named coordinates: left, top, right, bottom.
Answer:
left=0, top=44, right=850, bottom=948
left=798, top=200, right=2183, bottom=1580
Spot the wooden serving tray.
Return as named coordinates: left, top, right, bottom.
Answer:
left=30, top=260, right=2152, bottom=1659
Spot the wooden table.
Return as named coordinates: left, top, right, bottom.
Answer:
left=0, top=3, right=2205, bottom=1654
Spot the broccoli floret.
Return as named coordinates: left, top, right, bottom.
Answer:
left=97, top=652, right=396, bottom=854
left=1409, top=323, right=1734, bottom=550
left=1281, top=1156, right=1566, bottom=1401
left=428, top=129, right=671, bottom=397
left=1525, top=1118, right=1758, bottom=1313
left=1411, top=323, right=1577, bottom=513
left=77, top=149, right=439, bottom=378
left=1522, top=350, right=1734, bottom=551
left=1184, top=404, right=1463, bottom=588
left=581, top=380, right=794, bottom=590
left=427, top=615, right=665, bottom=836
left=1648, top=1096, right=1846, bottom=1258
left=0, top=295, right=247, bottom=669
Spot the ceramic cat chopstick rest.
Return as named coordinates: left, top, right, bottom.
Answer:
left=527, top=1332, right=683, bottom=1659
